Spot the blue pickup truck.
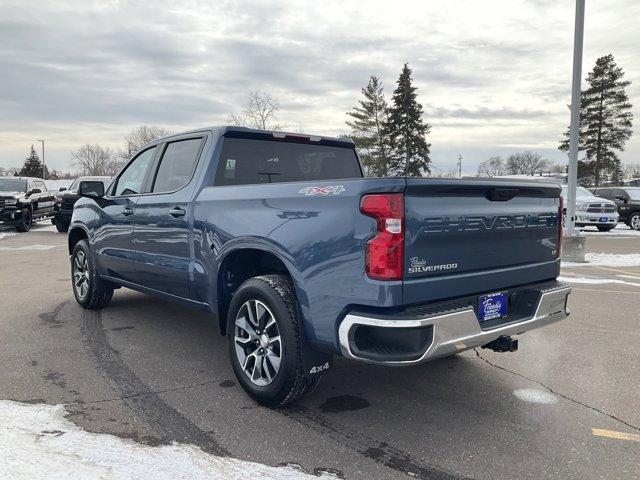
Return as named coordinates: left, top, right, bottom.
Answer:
left=68, top=126, right=571, bottom=406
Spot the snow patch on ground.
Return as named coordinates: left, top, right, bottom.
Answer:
left=0, top=400, right=334, bottom=480
left=558, top=276, right=640, bottom=288
left=563, top=253, right=640, bottom=268
left=0, top=232, right=17, bottom=241
left=0, top=244, right=57, bottom=251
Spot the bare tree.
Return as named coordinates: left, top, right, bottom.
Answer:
left=506, top=152, right=551, bottom=175
left=477, top=156, right=506, bottom=177
left=119, top=125, right=173, bottom=160
left=549, top=163, right=567, bottom=174
left=230, top=90, right=283, bottom=130
left=623, top=163, right=640, bottom=179
left=71, top=144, right=115, bottom=176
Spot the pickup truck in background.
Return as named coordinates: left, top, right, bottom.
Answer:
left=67, top=126, right=571, bottom=406
left=0, top=176, right=55, bottom=232
left=561, top=185, right=619, bottom=232
left=592, top=186, right=640, bottom=230
left=53, top=176, right=112, bottom=232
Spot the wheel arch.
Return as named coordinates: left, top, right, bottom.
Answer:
left=215, top=247, right=302, bottom=335
left=68, top=226, right=89, bottom=254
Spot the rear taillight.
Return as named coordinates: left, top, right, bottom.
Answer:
left=360, top=193, right=404, bottom=280
left=558, top=196, right=564, bottom=258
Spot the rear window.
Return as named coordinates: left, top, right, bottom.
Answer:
left=152, top=138, right=203, bottom=193
left=214, top=138, right=362, bottom=186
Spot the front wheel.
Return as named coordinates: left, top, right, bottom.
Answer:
left=597, top=225, right=615, bottom=232
left=629, top=213, right=640, bottom=231
left=55, top=220, right=69, bottom=233
left=71, top=240, right=113, bottom=309
left=15, top=208, right=32, bottom=232
left=227, top=274, right=318, bottom=407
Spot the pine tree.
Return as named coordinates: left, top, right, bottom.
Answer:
left=559, top=54, right=633, bottom=186
left=384, top=64, right=431, bottom=177
left=346, top=76, right=391, bottom=176
left=19, top=145, right=48, bottom=178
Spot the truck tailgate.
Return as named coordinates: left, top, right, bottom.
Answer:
left=403, top=179, right=561, bottom=305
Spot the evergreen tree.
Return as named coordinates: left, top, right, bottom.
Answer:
left=559, top=54, right=633, bottom=186
left=346, top=76, right=391, bottom=176
left=384, top=64, right=431, bottom=177
left=19, top=145, right=48, bottom=178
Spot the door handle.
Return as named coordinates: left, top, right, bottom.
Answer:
left=169, top=207, right=186, bottom=218
left=122, top=207, right=134, bottom=216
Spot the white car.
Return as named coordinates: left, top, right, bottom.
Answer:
left=561, top=186, right=619, bottom=231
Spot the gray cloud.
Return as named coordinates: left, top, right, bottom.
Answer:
left=0, top=0, right=638, bottom=173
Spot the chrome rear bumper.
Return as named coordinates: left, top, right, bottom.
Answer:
left=338, top=283, right=571, bottom=365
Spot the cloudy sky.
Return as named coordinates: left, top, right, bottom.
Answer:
left=0, top=0, right=638, bottom=174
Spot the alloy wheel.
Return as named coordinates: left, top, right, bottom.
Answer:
left=73, top=250, right=90, bottom=300
left=631, top=215, right=640, bottom=230
left=234, top=299, right=283, bottom=386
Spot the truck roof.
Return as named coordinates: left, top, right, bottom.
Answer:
left=140, top=126, right=355, bottom=151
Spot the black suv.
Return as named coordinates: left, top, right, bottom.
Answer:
left=592, top=187, right=640, bottom=230
left=53, top=176, right=112, bottom=232
left=0, top=177, right=55, bottom=232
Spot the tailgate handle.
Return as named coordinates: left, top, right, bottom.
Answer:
left=486, top=188, right=519, bottom=202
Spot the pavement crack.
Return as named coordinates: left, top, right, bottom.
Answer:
left=473, top=348, right=640, bottom=433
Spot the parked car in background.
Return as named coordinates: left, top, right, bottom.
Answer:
left=67, top=126, right=570, bottom=406
left=0, top=177, right=55, bottom=232
left=561, top=185, right=618, bottom=231
left=53, top=176, right=112, bottom=232
left=592, top=186, right=640, bottom=230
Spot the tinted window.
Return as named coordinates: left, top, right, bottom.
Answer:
left=113, top=147, right=156, bottom=196
left=0, top=179, right=27, bottom=192
left=627, top=188, right=640, bottom=200
left=152, top=138, right=203, bottom=193
left=214, top=138, right=362, bottom=186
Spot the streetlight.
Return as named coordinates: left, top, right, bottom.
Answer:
left=563, top=0, right=586, bottom=262
left=37, top=139, right=45, bottom=180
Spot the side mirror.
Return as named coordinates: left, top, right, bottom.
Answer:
left=29, top=188, right=42, bottom=195
left=79, top=180, right=105, bottom=199
left=59, top=187, right=67, bottom=192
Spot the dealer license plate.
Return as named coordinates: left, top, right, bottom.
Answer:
left=478, top=291, right=508, bottom=322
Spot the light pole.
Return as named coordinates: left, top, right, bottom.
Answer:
left=563, top=0, right=587, bottom=262
left=566, top=0, right=584, bottom=236
left=38, top=139, right=45, bottom=180
left=457, top=154, right=462, bottom=178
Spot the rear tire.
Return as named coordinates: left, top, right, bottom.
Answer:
left=629, top=213, right=640, bottom=231
left=596, top=225, right=615, bottom=232
left=227, top=274, right=317, bottom=407
left=71, top=239, right=113, bottom=309
left=15, top=208, right=32, bottom=232
left=56, top=220, right=69, bottom=233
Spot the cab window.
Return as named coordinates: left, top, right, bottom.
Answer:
left=151, top=138, right=203, bottom=193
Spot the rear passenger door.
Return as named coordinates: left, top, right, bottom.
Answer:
left=133, top=135, right=206, bottom=298
left=35, top=180, right=54, bottom=215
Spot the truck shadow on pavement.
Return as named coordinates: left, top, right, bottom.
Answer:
left=68, top=289, right=529, bottom=480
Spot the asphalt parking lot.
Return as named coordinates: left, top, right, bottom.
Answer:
left=1, top=223, right=638, bottom=479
